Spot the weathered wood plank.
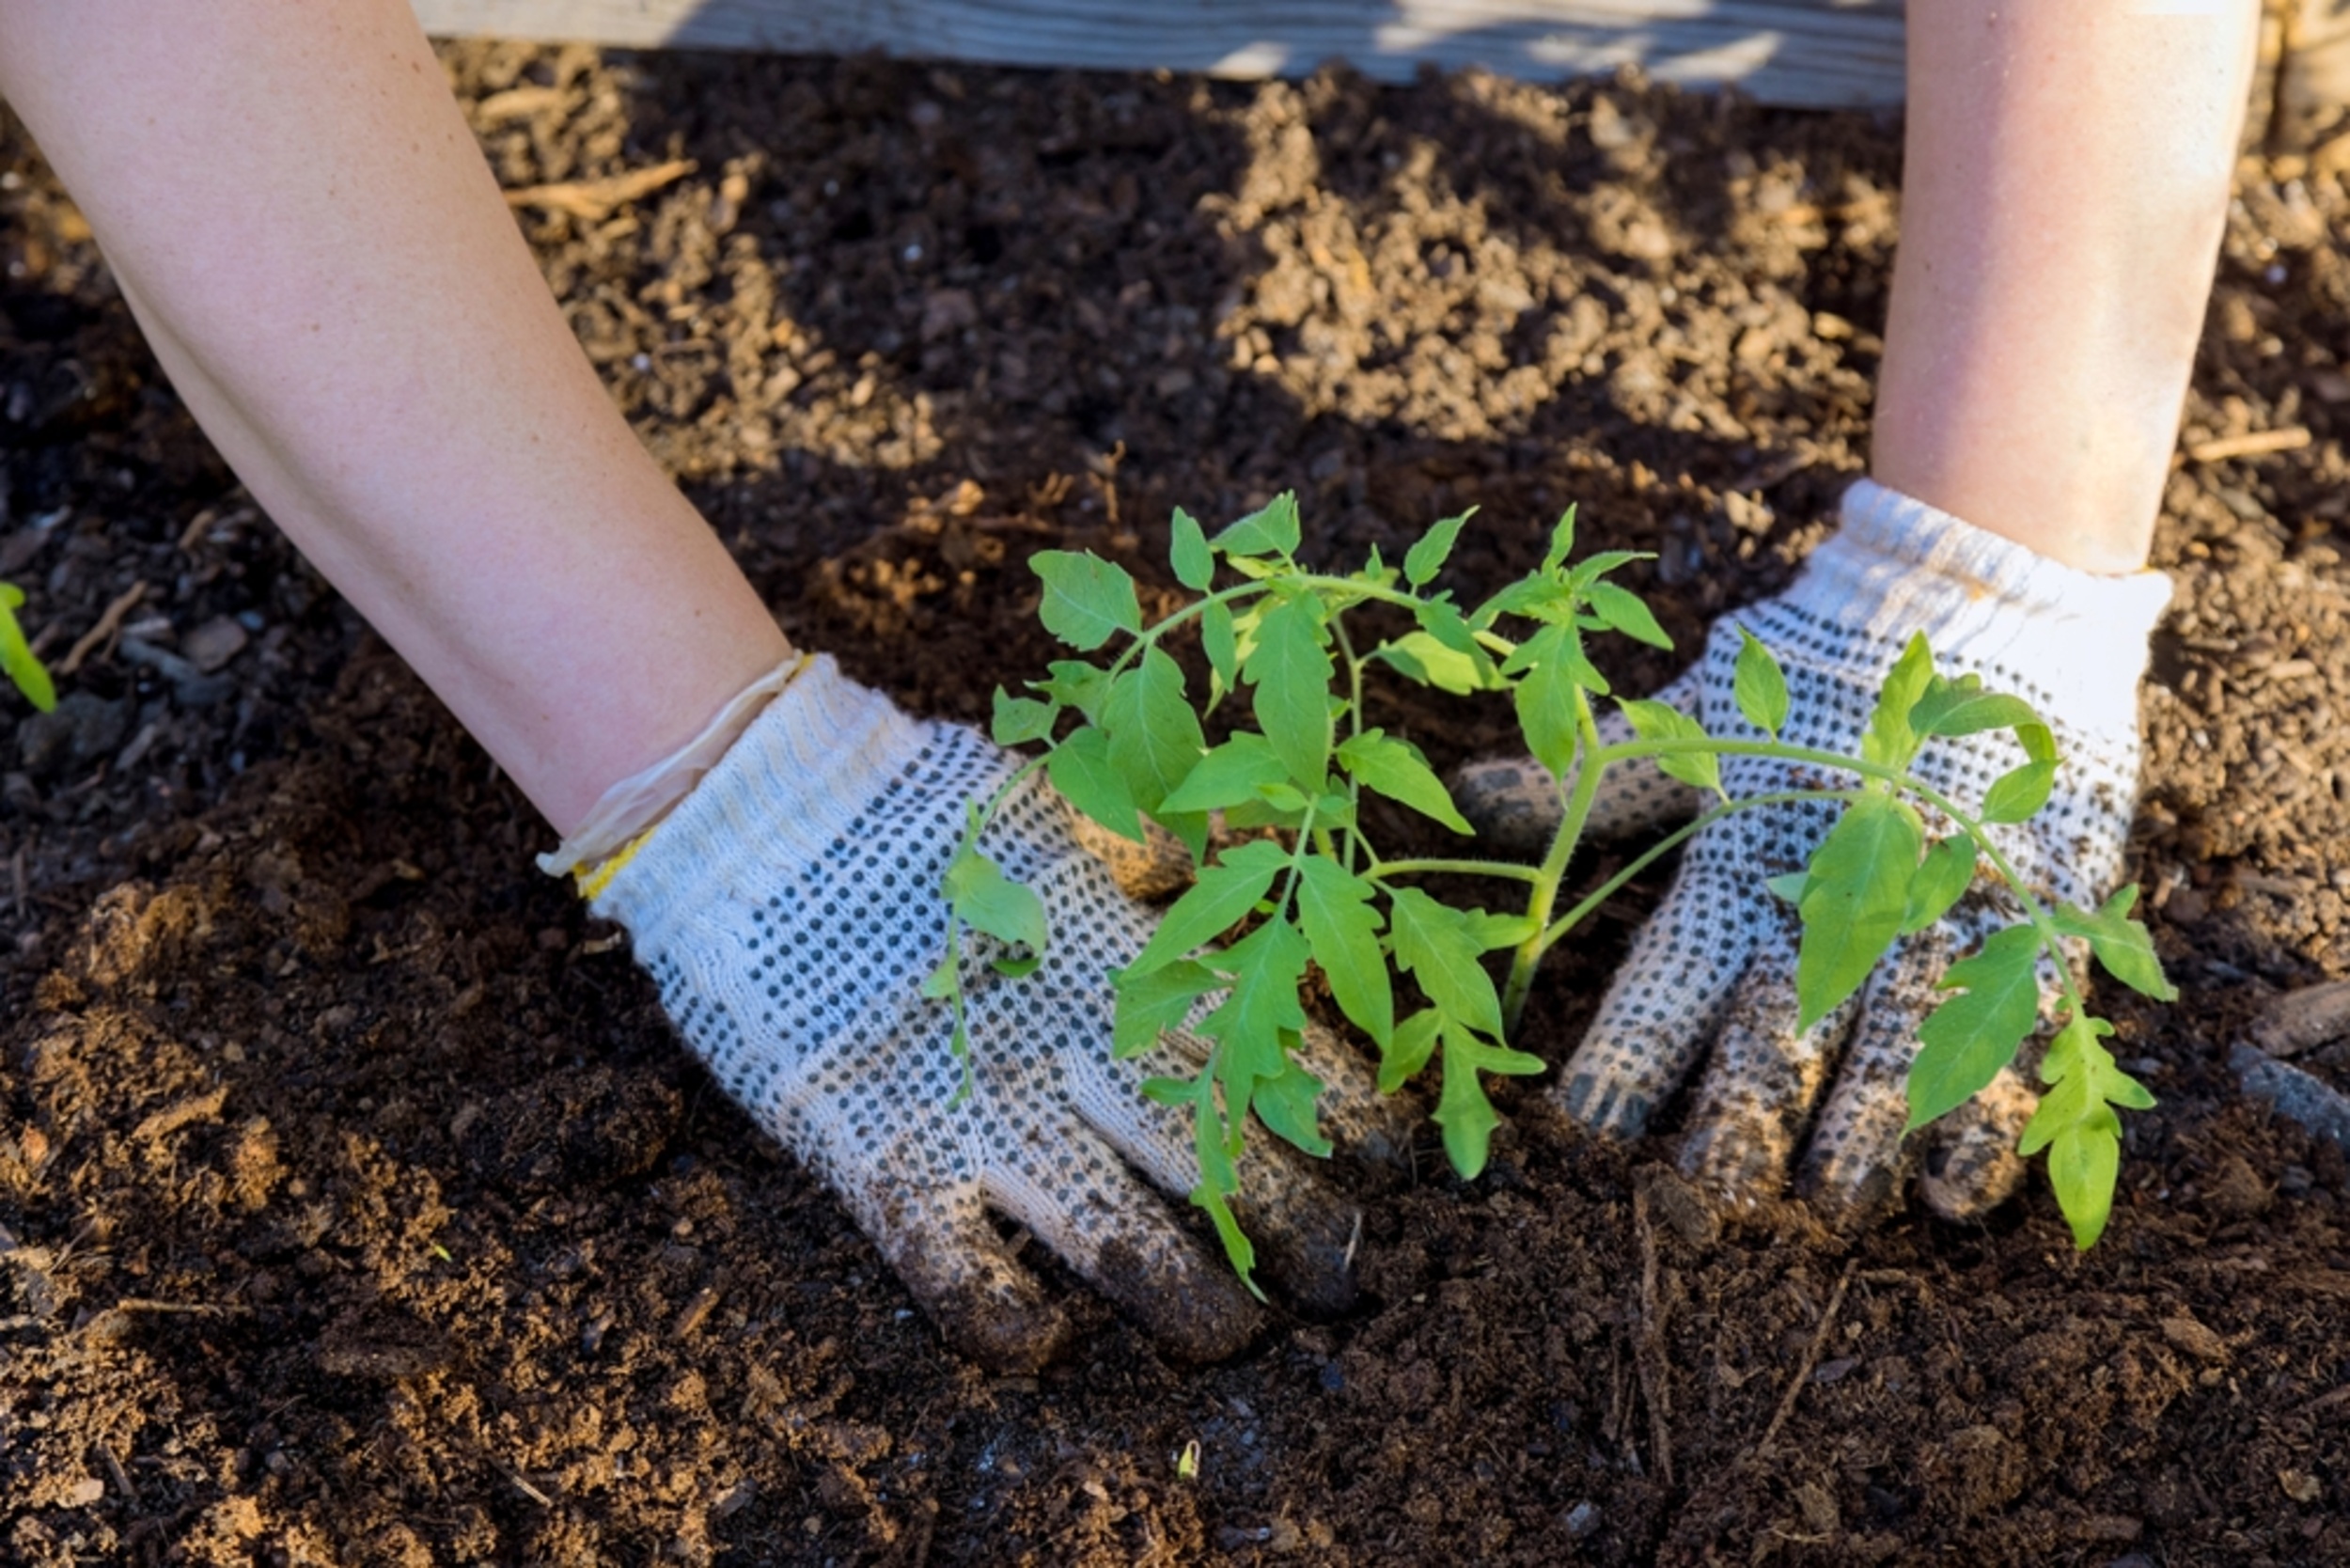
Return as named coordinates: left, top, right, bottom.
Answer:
left=410, top=0, right=1907, bottom=108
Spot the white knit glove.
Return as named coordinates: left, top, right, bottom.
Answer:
left=580, top=656, right=1400, bottom=1371
left=1457, top=479, right=2172, bottom=1223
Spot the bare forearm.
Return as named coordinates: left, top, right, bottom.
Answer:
left=1874, top=0, right=2259, bottom=572
left=0, top=0, right=789, bottom=831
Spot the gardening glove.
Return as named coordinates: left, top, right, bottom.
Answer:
left=1454, top=478, right=2171, bottom=1224
left=549, top=654, right=1402, bottom=1372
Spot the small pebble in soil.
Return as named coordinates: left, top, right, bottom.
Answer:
left=181, top=615, right=249, bottom=673
left=1564, top=1500, right=1602, bottom=1539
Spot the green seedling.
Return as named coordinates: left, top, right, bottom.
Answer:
left=0, top=582, right=55, bottom=713
left=933, top=497, right=2172, bottom=1281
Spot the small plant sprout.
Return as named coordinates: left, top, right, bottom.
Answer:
left=931, top=496, right=2173, bottom=1283
left=0, top=582, right=55, bottom=713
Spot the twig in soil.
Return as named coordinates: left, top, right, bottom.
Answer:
left=1753, top=1259, right=1855, bottom=1457
left=1632, top=1184, right=1674, bottom=1489
left=2186, top=427, right=2311, bottom=463
left=176, top=504, right=255, bottom=554
left=492, top=1459, right=555, bottom=1507
left=99, top=1446, right=137, bottom=1504
left=114, top=1296, right=248, bottom=1316
left=57, top=581, right=148, bottom=676
left=504, top=159, right=696, bottom=222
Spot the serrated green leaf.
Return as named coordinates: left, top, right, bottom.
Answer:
left=1904, top=923, right=2044, bottom=1130
left=1296, top=858, right=1392, bottom=1048
left=1046, top=725, right=1143, bottom=841
left=941, top=844, right=1048, bottom=959
left=1113, top=958, right=1220, bottom=1057
left=2015, top=721, right=2057, bottom=764
left=1585, top=579, right=1673, bottom=650
left=2050, top=886, right=2177, bottom=1000
left=991, top=688, right=1057, bottom=746
left=2044, top=1112, right=2123, bottom=1249
left=1434, top=1044, right=1503, bottom=1178
left=1201, top=917, right=1311, bottom=1087
left=1222, top=796, right=1306, bottom=833
left=1389, top=886, right=1504, bottom=1040
left=1764, top=871, right=1810, bottom=903
left=1412, top=597, right=1495, bottom=674
left=1732, top=627, right=1788, bottom=739
left=1245, top=596, right=1333, bottom=791
left=1201, top=599, right=1240, bottom=702
left=1541, top=506, right=1577, bottom=572
left=1128, top=839, right=1290, bottom=974
left=1139, top=1074, right=1198, bottom=1107
left=1170, top=507, right=1214, bottom=590
left=1860, top=633, right=1935, bottom=771
left=1914, top=688, right=2043, bottom=740
left=1510, top=624, right=1590, bottom=777
left=1253, top=1054, right=1332, bottom=1158
left=1619, top=697, right=1724, bottom=801
left=1795, top=793, right=1924, bottom=1028
left=1256, top=780, right=1310, bottom=812
left=1336, top=729, right=1473, bottom=834
left=1379, top=1009, right=1442, bottom=1094
left=1192, top=1179, right=1260, bottom=1291
left=1374, top=630, right=1491, bottom=695
left=1213, top=493, right=1301, bottom=557
left=0, top=584, right=55, bottom=713
left=1565, top=549, right=1650, bottom=586
left=1404, top=510, right=1473, bottom=588
left=920, top=950, right=959, bottom=1000
left=1902, top=835, right=1980, bottom=934
left=2018, top=1009, right=2141, bottom=1247
left=1155, top=807, right=1211, bottom=864
left=1103, top=647, right=1206, bottom=814
left=1980, top=760, right=2057, bottom=823
left=1032, top=659, right=1111, bottom=722
left=1430, top=1023, right=1543, bottom=1179
left=1032, top=551, right=1143, bottom=651
left=1478, top=576, right=1567, bottom=628
left=1162, top=734, right=1290, bottom=814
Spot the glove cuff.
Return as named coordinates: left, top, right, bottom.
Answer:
left=1778, top=478, right=2174, bottom=731
left=583, top=655, right=929, bottom=926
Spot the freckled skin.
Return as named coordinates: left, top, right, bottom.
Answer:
left=1458, top=482, right=2170, bottom=1229
left=594, top=660, right=1413, bottom=1370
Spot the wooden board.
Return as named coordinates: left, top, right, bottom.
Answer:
left=410, top=0, right=1907, bottom=109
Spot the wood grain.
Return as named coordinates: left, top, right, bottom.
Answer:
left=410, top=0, right=1908, bottom=108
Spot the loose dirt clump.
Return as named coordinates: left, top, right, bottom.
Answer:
left=5, top=42, right=2350, bottom=1566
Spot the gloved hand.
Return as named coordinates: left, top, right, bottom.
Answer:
left=566, top=655, right=1401, bottom=1371
left=1456, top=479, right=2172, bottom=1224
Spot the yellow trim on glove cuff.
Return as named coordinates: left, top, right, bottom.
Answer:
left=575, top=825, right=656, bottom=902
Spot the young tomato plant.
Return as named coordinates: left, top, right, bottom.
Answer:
left=932, top=497, right=2172, bottom=1283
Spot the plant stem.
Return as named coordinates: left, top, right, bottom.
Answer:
left=1500, top=687, right=1605, bottom=1036
left=1369, top=857, right=1543, bottom=884
left=1534, top=788, right=1856, bottom=952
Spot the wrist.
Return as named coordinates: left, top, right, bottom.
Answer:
left=540, top=653, right=912, bottom=880
left=1770, top=478, right=2172, bottom=734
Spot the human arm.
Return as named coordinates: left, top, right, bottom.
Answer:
left=1460, top=0, right=2257, bottom=1220
left=0, top=0, right=1398, bottom=1364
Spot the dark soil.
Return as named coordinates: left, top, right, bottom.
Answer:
left=6, top=41, right=2350, bottom=1566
